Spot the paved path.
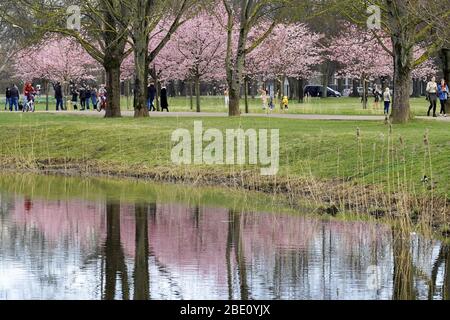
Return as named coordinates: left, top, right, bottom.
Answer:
left=6, top=110, right=449, bottom=122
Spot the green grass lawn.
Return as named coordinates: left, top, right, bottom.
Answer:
left=0, top=112, right=448, bottom=197
left=0, top=95, right=432, bottom=116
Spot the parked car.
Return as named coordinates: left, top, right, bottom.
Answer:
left=304, top=85, right=342, bottom=98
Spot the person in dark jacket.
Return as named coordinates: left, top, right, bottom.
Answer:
left=91, top=87, right=98, bottom=109
left=79, top=85, right=87, bottom=110
left=53, top=82, right=64, bottom=111
left=5, top=87, right=11, bottom=110
left=9, top=85, right=20, bottom=111
left=71, top=86, right=79, bottom=110
left=160, top=85, right=169, bottom=112
left=147, top=83, right=157, bottom=111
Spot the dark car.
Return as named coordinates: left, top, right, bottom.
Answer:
left=304, top=85, right=342, bottom=98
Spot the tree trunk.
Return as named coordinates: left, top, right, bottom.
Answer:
left=102, top=7, right=126, bottom=118
left=226, top=20, right=247, bottom=117
left=189, top=80, right=194, bottom=110
left=45, top=80, right=49, bottom=111
left=104, top=61, right=122, bottom=118
left=362, top=73, right=368, bottom=109
left=352, top=78, right=359, bottom=97
left=442, top=49, right=450, bottom=114
left=391, top=39, right=413, bottom=123
left=298, top=78, right=304, bottom=103
left=321, top=64, right=328, bottom=98
left=337, top=78, right=344, bottom=95
left=104, top=202, right=129, bottom=300
left=133, top=204, right=150, bottom=300
left=228, top=88, right=241, bottom=117
left=412, top=79, right=420, bottom=97
left=195, top=75, right=201, bottom=113
left=133, top=34, right=150, bottom=118
left=244, top=76, right=249, bottom=114
left=251, top=79, right=255, bottom=99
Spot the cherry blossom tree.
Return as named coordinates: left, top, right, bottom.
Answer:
left=13, top=36, right=100, bottom=83
left=222, top=0, right=288, bottom=116
left=13, top=36, right=100, bottom=110
left=329, top=24, right=439, bottom=108
left=246, top=23, right=324, bottom=108
left=155, top=12, right=227, bottom=112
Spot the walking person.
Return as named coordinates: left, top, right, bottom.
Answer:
left=79, top=85, right=87, bottom=110
left=23, top=82, right=35, bottom=112
left=224, top=89, right=229, bottom=108
left=147, top=83, right=156, bottom=111
left=426, top=76, right=438, bottom=117
left=438, top=79, right=448, bottom=117
left=98, top=85, right=107, bottom=111
left=9, top=85, right=19, bottom=111
left=383, top=87, right=391, bottom=116
left=5, top=87, right=11, bottom=110
left=53, top=82, right=64, bottom=111
left=372, top=85, right=381, bottom=109
left=260, top=88, right=268, bottom=110
left=268, top=91, right=275, bottom=111
left=71, top=86, right=79, bottom=110
left=91, top=86, right=98, bottom=110
left=160, top=85, right=169, bottom=112
left=85, top=85, right=91, bottom=110
left=23, top=82, right=33, bottom=109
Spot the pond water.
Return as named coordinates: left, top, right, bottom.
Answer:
left=0, top=174, right=448, bottom=300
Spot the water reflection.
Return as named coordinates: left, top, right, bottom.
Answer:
left=0, top=181, right=449, bottom=300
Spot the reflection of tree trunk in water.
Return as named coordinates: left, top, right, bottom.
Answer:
left=429, top=244, right=450, bottom=300
left=392, top=228, right=416, bottom=300
left=226, top=211, right=233, bottom=300
left=233, top=211, right=249, bottom=300
left=226, top=210, right=249, bottom=300
left=148, top=203, right=157, bottom=224
left=192, top=206, right=200, bottom=229
left=133, top=203, right=150, bottom=300
left=104, top=202, right=130, bottom=300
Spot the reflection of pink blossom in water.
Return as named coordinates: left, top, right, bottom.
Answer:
left=11, top=197, right=106, bottom=251
left=11, top=197, right=392, bottom=277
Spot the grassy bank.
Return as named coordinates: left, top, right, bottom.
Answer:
left=1, top=95, right=432, bottom=116
left=0, top=113, right=448, bottom=228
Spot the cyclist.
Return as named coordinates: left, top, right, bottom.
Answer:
left=23, top=82, right=36, bottom=112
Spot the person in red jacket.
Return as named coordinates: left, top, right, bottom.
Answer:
left=23, top=82, right=35, bottom=104
left=23, top=82, right=36, bottom=111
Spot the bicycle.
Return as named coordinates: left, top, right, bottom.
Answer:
left=97, top=95, right=107, bottom=112
left=23, top=95, right=35, bottom=113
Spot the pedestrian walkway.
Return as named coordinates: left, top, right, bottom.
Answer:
left=34, top=110, right=450, bottom=122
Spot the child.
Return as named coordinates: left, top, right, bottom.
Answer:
left=282, top=96, right=289, bottom=110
